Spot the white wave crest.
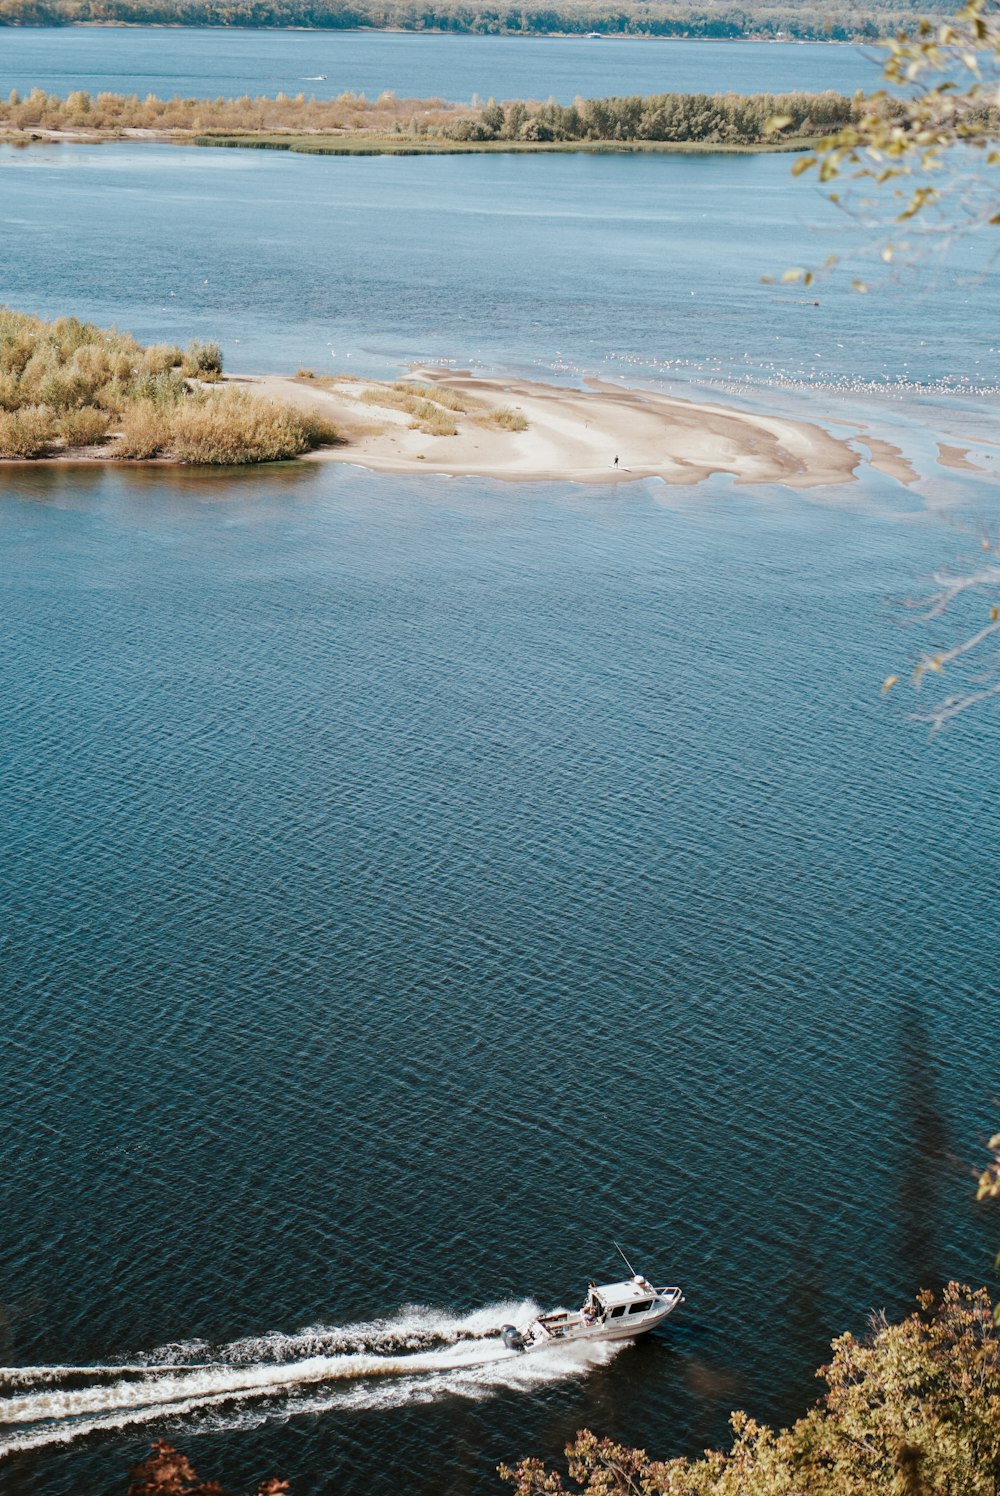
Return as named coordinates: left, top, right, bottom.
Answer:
left=0, top=1300, right=623, bottom=1458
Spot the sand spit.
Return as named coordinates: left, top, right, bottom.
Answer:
left=241, top=370, right=863, bottom=488
left=937, top=442, right=989, bottom=474
left=855, top=435, right=920, bottom=486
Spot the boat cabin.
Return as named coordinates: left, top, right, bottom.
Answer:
left=583, top=1276, right=658, bottom=1323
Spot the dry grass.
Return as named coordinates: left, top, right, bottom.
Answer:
left=115, top=400, right=171, bottom=459
left=168, top=389, right=341, bottom=465
left=410, top=404, right=458, bottom=436
left=393, top=380, right=467, bottom=412
left=0, top=87, right=463, bottom=138
left=293, top=406, right=343, bottom=450
left=0, top=404, right=55, bottom=457
left=0, top=306, right=339, bottom=465
left=360, top=384, right=459, bottom=435
left=58, top=406, right=111, bottom=447
left=488, top=405, right=529, bottom=431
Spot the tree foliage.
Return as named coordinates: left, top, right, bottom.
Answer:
left=500, top=1284, right=1000, bottom=1496
left=444, top=91, right=854, bottom=144
left=777, top=0, right=1000, bottom=276
left=0, top=0, right=954, bottom=39
left=128, top=1439, right=288, bottom=1495
left=765, top=2, right=1000, bottom=726
left=878, top=543, right=1000, bottom=731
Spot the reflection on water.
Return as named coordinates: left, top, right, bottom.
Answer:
left=7, top=457, right=322, bottom=509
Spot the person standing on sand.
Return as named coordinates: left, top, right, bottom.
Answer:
left=613, top=455, right=619, bottom=467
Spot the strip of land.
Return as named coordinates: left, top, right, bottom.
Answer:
left=0, top=87, right=856, bottom=155
left=242, top=369, right=865, bottom=487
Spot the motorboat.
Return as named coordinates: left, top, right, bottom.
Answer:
left=501, top=1266, right=683, bottom=1353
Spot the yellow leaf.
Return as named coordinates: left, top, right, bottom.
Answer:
left=852, top=280, right=869, bottom=294
left=781, top=268, right=804, bottom=283
left=991, top=605, right=999, bottom=621
left=881, top=674, right=899, bottom=695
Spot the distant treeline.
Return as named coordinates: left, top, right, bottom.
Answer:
left=0, top=86, right=861, bottom=143
left=0, top=0, right=949, bottom=41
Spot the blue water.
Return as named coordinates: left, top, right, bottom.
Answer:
left=0, top=35, right=999, bottom=1496
left=1, top=465, right=997, bottom=1496
left=1, top=143, right=996, bottom=390
left=0, top=27, right=886, bottom=104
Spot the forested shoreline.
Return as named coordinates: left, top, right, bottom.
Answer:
left=0, top=0, right=946, bottom=41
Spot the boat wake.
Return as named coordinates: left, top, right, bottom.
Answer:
left=0, top=1302, right=623, bottom=1458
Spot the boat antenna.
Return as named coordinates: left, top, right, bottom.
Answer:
left=613, top=1241, right=637, bottom=1277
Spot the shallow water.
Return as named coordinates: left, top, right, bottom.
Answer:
left=0, top=28, right=886, bottom=105
left=0, top=52, right=999, bottom=1496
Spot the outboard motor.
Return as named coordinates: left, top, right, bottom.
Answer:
left=501, top=1324, right=527, bottom=1352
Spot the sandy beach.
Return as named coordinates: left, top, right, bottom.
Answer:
left=239, top=369, right=873, bottom=488
left=2, top=366, right=980, bottom=485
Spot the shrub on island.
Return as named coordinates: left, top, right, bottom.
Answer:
left=0, top=308, right=339, bottom=464
left=170, top=388, right=339, bottom=464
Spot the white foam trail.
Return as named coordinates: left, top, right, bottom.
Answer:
left=1, top=1343, right=508, bottom=1424
left=0, top=1300, right=621, bottom=1459
left=0, top=1363, right=213, bottom=1386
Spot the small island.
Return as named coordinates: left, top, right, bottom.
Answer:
left=0, top=87, right=858, bottom=155
left=0, top=307, right=926, bottom=484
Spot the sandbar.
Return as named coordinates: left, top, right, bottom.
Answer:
left=853, top=434, right=919, bottom=486
left=937, top=442, right=988, bottom=474
left=238, top=370, right=864, bottom=488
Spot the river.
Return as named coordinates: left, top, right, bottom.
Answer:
left=0, top=28, right=998, bottom=1496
